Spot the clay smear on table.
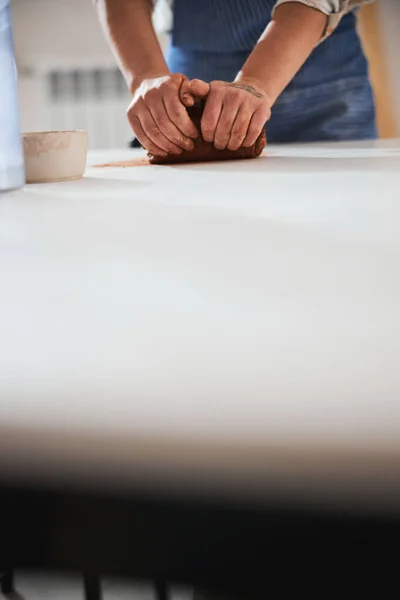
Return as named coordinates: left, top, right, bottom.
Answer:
left=93, top=157, right=151, bottom=168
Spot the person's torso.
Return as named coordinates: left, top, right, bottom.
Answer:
left=172, top=0, right=274, bottom=52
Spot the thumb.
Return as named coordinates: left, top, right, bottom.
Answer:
left=179, top=77, right=195, bottom=107
left=189, top=78, right=211, bottom=99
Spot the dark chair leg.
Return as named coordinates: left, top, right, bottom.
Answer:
left=1, top=569, right=15, bottom=595
left=83, top=574, right=102, bottom=600
left=155, top=581, right=168, bottom=600
left=129, top=137, right=142, bottom=149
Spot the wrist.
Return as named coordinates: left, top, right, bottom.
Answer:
left=129, top=69, right=170, bottom=96
left=234, top=74, right=274, bottom=107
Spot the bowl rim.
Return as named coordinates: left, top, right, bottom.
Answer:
left=23, top=130, right=88, bottom=136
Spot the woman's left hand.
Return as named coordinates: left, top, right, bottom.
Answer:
left=189, top=77, right=271, bottom=151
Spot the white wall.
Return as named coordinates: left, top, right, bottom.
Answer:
left=12, top=0, right=115, bottom=69
left=11, top=0, right=169, bottom=67
left=12, top=0, right=126, bottom=145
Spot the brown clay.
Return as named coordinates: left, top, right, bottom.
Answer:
left=148, top=99, right=267, bottom=165
left=94, top=157, right=150, bottom=168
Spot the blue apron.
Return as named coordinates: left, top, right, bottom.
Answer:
left=166, top=0, right=377, bottom=143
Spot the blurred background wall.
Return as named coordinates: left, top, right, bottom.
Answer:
left=358, top=0, right=400, bottom=139
left=11, top=0, right=400, bottom=150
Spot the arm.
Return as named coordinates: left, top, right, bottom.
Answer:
left=273, top=1, right=374, bottom=40
left=190, top=1, right=371, bottom=151
left=94, top=0, right=197, bottom=155
left=95, top=0, right=168, bottom=94
left=236, top=2, right=327, bottom=107
left=237, top=1, right=374, bottom=104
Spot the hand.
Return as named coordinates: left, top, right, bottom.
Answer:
left=189, top=77, right=271, bottom=151
left=127, top=73, right=199, bottom=157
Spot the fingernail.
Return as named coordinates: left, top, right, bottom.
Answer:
left=181, top=136, right=194, bottom=148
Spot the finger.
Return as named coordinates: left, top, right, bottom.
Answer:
left=200, top=89, right=224, bottom=143
left=148, top=100, right=195, bottom=151
left=189, top=78, right=211, bottom=99
left=213, top=101, right=241, bottom=151
left=242, top=109, right=267, bottom=147
left=179, top=77, right=195, bottom=107
left=129, top=116, right=167, bottom=157
left=140, top=109, right=183, bottom=155
left=163, top=88, right=199, bottom=139
left=227, top=107, right=252, bottom=151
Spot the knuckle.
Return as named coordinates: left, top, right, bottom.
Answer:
left=213, top=89, right=225, bottom=101
left=227, top=87, right=239, bottom=99
left=232, top=119, right=249, bottom=137
left=168, top=94, right=184, bottom=111
left=243, top=137, right=254, bottom=147
left=145, top=88, right=158, bottom=102
left=168, top=134, right=182, bottom=147
left=157, top=116, right=169, bottom=130
left=169, top=106, right=181, bottom=121
left=217, top=131, right=230, bottom=142
left=170, top=73, right=182, bottom=84
left=130, top=126, right=141, bottom=139
left=202, top=125, right=214, bottom=135
left=177, top=132, right=190, bottom=145
left=263, top=107, right=272, bottom=121
left=232, top=127, right=245, bottom=138
left=167, top=145, right=182, bottom=155
left=128, top=116, right=140, bottom=133
left=203, top=112, right=217, bottom=126
left=217, top=123, right=231, bottom=137
left=242, top=94, right=256, bottom=105
left=164, top=78, right=176, bottom=90
left=147, top=126, right=161, bottom=139
left=127, top=101, right=139, bottom=117
left=208, top=103, right=223, bottom=116
left=149, top=146, right=163, bottom=157
left=215, top=132, right=229, bottom=144
left=220, top=116, right=233, bottom=129
left=240, top=110, right=252, bottom=121
left=202, top=116, right=216, bottom=130
left=249, top=125, right=261, bottom=137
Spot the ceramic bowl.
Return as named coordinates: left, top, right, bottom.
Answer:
left=23, top=130, right=88, bottom=183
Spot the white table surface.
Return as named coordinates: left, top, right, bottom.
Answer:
left=1, top=140, right=400, bottom=509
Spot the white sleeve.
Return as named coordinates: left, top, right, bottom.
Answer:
left=272, top=0, right=374, bottom=39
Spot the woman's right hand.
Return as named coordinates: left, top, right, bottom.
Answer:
left=127, top=73, right=199, bottom=157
